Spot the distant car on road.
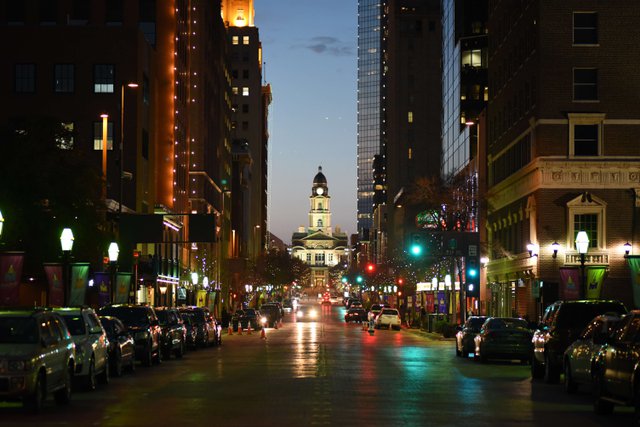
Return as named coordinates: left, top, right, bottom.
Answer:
left=344, top=308, right=367, bottom=323
left=374, top=308, right=402, bottom=330
left=296, top=306, right=319, bottom=322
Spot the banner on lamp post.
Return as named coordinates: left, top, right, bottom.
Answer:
left=114, top=273, right=131, bottom=304
left=43, top=263, right=64, bottom=306
left=626, top=256, right=640, bottom=308
left=94, top=272, right=111, bottom=308
left=0, top=252, right=24, bottom=306
left=437, top=291, right=447, bottom=314
left=586, top=267, right=607, bottom=299
left=69, top=263, right=90, bottom=306
left=559, top=267, right=581, bottom=300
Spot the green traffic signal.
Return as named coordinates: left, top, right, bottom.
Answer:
left=356, top=275, right=363, bottom=283
left=410, top=244, right=423, bottom=256
left=341, top=276, right=348, bottom=284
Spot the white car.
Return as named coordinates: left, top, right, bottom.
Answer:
left=54, top=307, right=110, bottom=390
left=374, top=308, right=402, bottom=330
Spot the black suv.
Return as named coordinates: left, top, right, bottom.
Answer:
left=180, top=307, right=220, bottom=347
left=260, top=303, right=282, bottom=328
left=154, top=307, right=186, bottom=359
left=98, top=304, right=162, bottom=367
left=531, top=299, right=627, bottom=383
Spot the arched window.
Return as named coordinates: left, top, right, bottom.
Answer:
left=318, top=202, right=323, bottom=210
left=317, top=219, right=323, bottom=227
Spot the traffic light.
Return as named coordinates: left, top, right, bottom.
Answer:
left=465, top=256, right=479, bottom=298
left=397, top=277, right=404, bottom=286
left=341, top=276, right=348, bottom=284
left=356, top=275, right=363, bottom=284
left=409, top=233, right=424, bottom=256
left=366, top=263, right=375, bottom=273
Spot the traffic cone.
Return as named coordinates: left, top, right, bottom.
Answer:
left=247, top=323, right=252, bottom=335
left=260, top=328, right=267, bottom=339
left=274, top=321, right=278, bottom=330
left=228, top=323, right=233, bottom=335
left=238, top=324, right=242, bottom=335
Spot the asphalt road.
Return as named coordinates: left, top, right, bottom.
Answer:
left=1, top=303, right=634, bottom=426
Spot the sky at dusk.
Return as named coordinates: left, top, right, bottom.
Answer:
left=254, top=1, right=358, bottom=244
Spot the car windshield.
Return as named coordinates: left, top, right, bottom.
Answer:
left=467, top=317, right=487, bottom=330
left=99, top=307, right=149, bottom=327
left=244, top=309, right=256, bottom=316
left=371, top=305, right=382, bottom=311
left=556, top=303, right=627, bottom=330
left=487, top=318, right=528, bottom=330
left=381, top=309, right=398, bottom=315
left=61, top=315, right=86, bottom=335
left=0, top=317, right=38, bottom=344
left=156, top=311, right=169, bottom=325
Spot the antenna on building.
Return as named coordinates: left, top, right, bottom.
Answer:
left=263, top=62, right=266, bottom=84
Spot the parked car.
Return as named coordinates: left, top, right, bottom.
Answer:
left=344, top=308, right=367, bottom=323
left=98, top=304, right=162, bottom=367
left=99, top=316, right=136, bottom=377
left=456, top=316, right=488, bottom=358
left=154, top=307, right=187, bottom=359
left=180, top=311, right=198, bottom=349
left=531, top=300, right=627, bottom=383
left=53, top=307, right=109, bottom=391
left=0, top=308, right=75, bottom=411
left=260, top=303, right=282, bottom=327
left=375, top=308, right=402, bottom=330
left=563, top=313, right=622, bottom=393
left=181, top=306, right=220, bottom=346
left=592, top=310, right=640, bottom=417
left=283, top=299, right=294, bottom=313
left=369, top=304, right=385, bottom=319
left=474, top=317, right=532, bottom=363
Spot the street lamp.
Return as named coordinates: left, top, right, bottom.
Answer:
left=575, top=231, right=589, bottom=300
left=191, top=272, right=199, bottom=287
left=624, top=242, right=632, bottom=256
left=551, top=241, right=560, bottom=259
left=108, top=242, right=119, bottom=303
left=119, top=82, right=138, bottom=218
left=60, top=228, right=74, bottom=305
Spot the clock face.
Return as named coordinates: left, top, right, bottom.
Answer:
left=316, top=188, right=324, bottom=195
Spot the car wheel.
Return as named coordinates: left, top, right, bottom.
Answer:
left=113, top=350, right=123, bottom=377
left=531, top=353, right=544, bottom=379
left=143, top=346, right=153, bottom=367
left=564, top=361, right=578, bottom=394
left=544, top=353, right=560, bottom=384
left=85, top=357, right=97, bottom=391
left=54, top=364, right=72, bottom=405
left=98, top=358, right=110, bottom=385
left=593, top=372, right=615, bottom=415
left=25, top=371, right=46, bottom=412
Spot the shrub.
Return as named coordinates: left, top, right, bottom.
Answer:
left=434, top=320, right=456, bottom=338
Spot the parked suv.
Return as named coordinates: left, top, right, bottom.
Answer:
left=154, top=307, right=186, bottom=359
left=531, top=299, right=627, bottom=383
left=53, top=307, right=109, bottom=391
left=98, top=304, right=162, bottom=367
left=180, top=307, right=220, bottom=347
left=0, top=308, right=75, bottom=411
left=260, top=303, right=282, bottom=328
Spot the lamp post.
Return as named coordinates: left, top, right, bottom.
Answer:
left=60, top=228, right=74, bottom=306
left=575, top=231, right=589, bottom=300
left=119, top=82, right=138, bottom=218
left=108, top=242, right=119, bottom=303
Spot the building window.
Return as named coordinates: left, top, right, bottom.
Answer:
left=567, top=193, right=606, bottom=251
left=242, top=87, right=249, bottom=96
left=232, top=36, right=239, bottom=45
left=407, top=111, right=413, bottom=123
left=328, top=253, right=334, bottom=263
left=243, top=36, right=250, bottom=45
left=461, top=49, right=485, bottom=67
left=241, top=121, right=248, bottom=130
left=56, top=122, right=74, bottom=150
left=242, top=104, right=249, bottom=113
left=54, top=64, right=74, bottom=93
left=7, top=1, right=26, bottom=23
left=15, top=64, right=35, bottom=93
left=70, top=0, right=90, bottom=24
left=315, top=253, right=325, bottom=263
left=306, top=253, right=311, bottom=262
left=573, top=68, right=598, bottom=101
left=94, top=64, right=115, bottom=93
left=568, top=113, right=604, bottom=157
left=232, top=87, right=238, bottom=95
left=93, top=121, right=114, bottom=150
left=242, top=69, right=249, bottom=79
left=142, top=74, right=150, bottom=104
left=573, top=12, right=597, bottom=45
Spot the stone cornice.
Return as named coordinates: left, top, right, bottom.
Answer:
left=488, top=157, right=640, bottom=212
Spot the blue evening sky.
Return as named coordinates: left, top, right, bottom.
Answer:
left=254, top=1, right=358, bottom=244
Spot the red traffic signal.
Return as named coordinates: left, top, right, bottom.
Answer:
left=397, top=278, right=404, bottom=285
left=366, top=263, right=375, bottom=273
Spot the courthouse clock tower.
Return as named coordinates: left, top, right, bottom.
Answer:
left=309, top=166, right=331, bottom=235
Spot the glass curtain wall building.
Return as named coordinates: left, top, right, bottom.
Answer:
left=357, top=0, right=384, bottom=240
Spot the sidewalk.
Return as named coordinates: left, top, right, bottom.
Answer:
left=402, top=325, right=455, bottom=341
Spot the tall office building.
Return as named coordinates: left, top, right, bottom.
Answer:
left=357, top=0, right=383, bottom=243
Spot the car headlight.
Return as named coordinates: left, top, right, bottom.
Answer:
left=297, top=311, right=304, bottom=318
left=309, top=309, right=318, bottom=319
left=261, top=316, right=267, bottom=324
